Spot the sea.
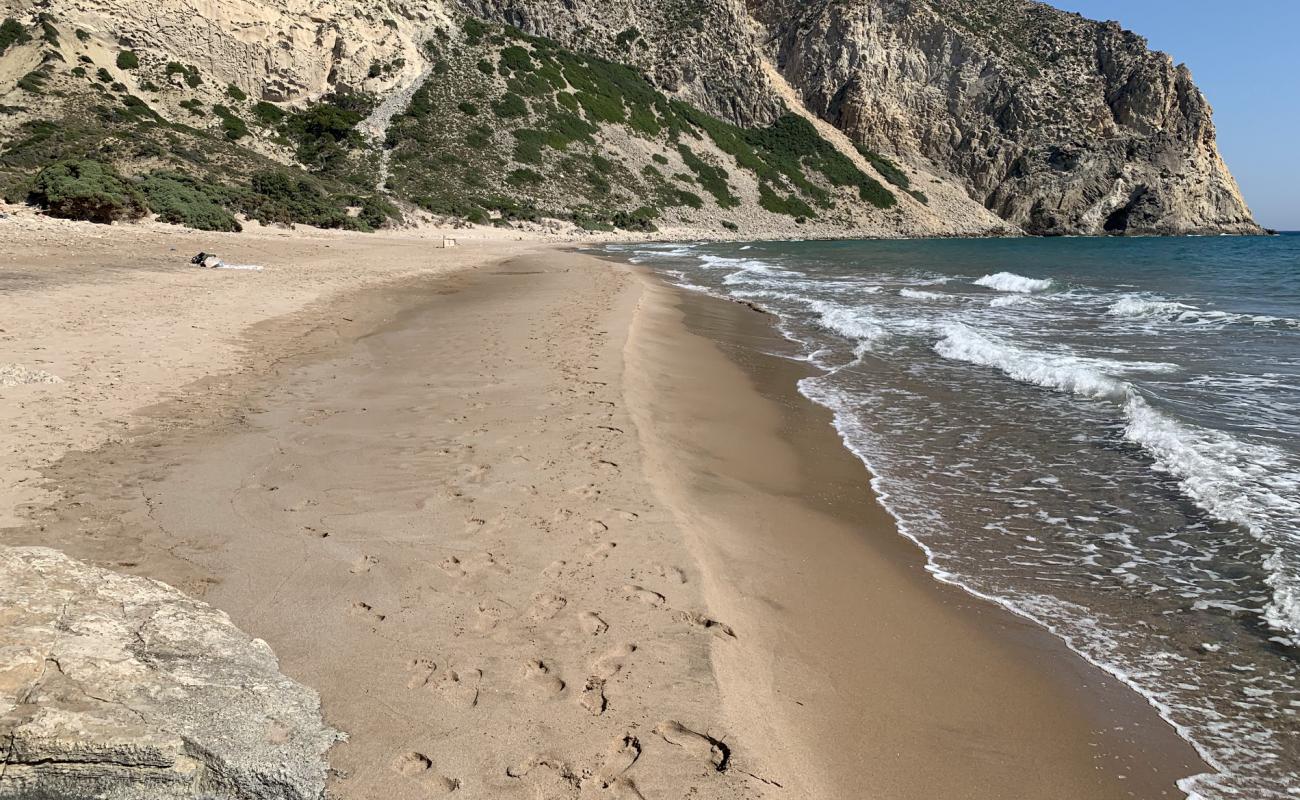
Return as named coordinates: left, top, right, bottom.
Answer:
left=609, top=234, right=1300, bottom=800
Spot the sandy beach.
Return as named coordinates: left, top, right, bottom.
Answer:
left=0, top=218, right=1208, bottom=798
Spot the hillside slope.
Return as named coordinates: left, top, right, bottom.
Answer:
left=0, top=0, right=1261, bottom=237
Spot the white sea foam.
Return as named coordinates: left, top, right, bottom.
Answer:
left=931, top=323, right=1170, bottom=400
left=974, top=272, right=1054, bottom=293
left=1108, top=294, right=1300, bottom=329
left=990, top=294, right=1038, bottom=308
left=808, top=299, right=890, bottom=348
left=1123, top=397, right=1300, bottom=636
left=933, top=320, right=1300, bottom=638
left=899, top=288, right=950, bottom=300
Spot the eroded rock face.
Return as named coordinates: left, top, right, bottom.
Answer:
left=0, top=547, right=339, bottom=800
left=749, top=0, right=1261, bottom=235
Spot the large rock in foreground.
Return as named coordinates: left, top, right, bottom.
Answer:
left=0, top=547, right=340, bottom=800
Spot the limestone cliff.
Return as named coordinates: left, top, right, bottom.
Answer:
left=749, top=0, right=1261, bottom=235
left=0, top=0, right=1260, bottom=237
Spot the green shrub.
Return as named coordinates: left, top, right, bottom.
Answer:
left=721, top=220, right=738, bottom=231
left=492, top=92, right=527, bottom=118
left=506, top=167, right=543, bottom=187
left=0, top=18, right=30, bottom=56
left=17, top=68, right=50, bottom=94
left=165, top=61, right=201, bottom=88
left=28, top=158, right=147, bottom=223
left=138, top=171, right=242, bottom=231
left=74, top=28, right=90, bottom=42
left=226, top=83, right=247, bottom=102
left=854, top=145, right=910, bottom=189
left=240, top=169, right=346, bottom=228
left=116, top=51, right=139, bottom=70
left=615, top=28, right=641, bottom=48
left=463, top=17, right=488, bottom=46
left=758, top=183, right=816, bottom=218
left=651, top=153, right=668, bottom=165
left=71, top=66, right=86, bottom=78
left=908, top=188, right=929, bottom=205
left=179, top=98, right=205, bottom=116
left=38, top=15, right=58, bottom=45
left=282, top=93, right=372, bottom=168
left=139, top=79, right=159, bottom=92
left=212, top=105, right=249, bottom=141
left=252, top=101, right=284, bottom=125
left=500, top=45, right=534, bottom=73
left=111, top=81, right=128, bottom=93
left=512, top=128, right=545, bottom=164
left=678, top=145, right=737, bottom=208
left=457, top=101, right=479, bottom=116
left=476, top=59, right=494, bottom=76
left=95, top=67, right=112, bottom=83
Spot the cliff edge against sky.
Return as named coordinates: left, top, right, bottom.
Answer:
left=0, top=0, right=1262, bottom=235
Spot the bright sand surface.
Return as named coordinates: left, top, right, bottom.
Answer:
left=0, top=218, right=1206, bottom=798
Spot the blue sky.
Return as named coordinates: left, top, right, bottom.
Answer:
left=1045, top=1, right=1299, bottom=230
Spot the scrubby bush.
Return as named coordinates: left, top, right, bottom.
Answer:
left=500, top=45, right=534, bottom=73
left=17, top=68, right=50, bottom=94
left=457, top=101, right=479, bottom=116
left=492, top=91, right=527, bottom=118
left=28, top=159, right=147, bottom=223
left=138, top=171, right=242, bottom=231
left=240, top=169, right=346, bottom=228
left=252, top=101, right=284, bottom=125
left=165, top=61, right=201, bottom=88
left=758, top=183, right=816, bottom=219
left=226, top=83, right=247, bottom=102
left=95, top=67, right=112, bottom=83
left=0, top=18, right=30, bottom=56
left=212, top=105, right=249, bottom=141
left=506, top=168, right=543, bottom=187
left=116, top=50, right=139, bottom=70
left=74, top=28, right=90, bottom=42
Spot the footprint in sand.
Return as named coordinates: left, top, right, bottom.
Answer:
left=542, top=560, right=568, bottom=578
left=474, top=599, right=515, bottom=631
left=578, top=611, right=608, bottom=636
left=587, top=520, right=609, bottom=535
left=438, top=556, right=467, bottom=577
left=672, top=611, right=737, bottom=639
left=597, top=734, right=640, bottom=788
left=392, top=752, right=433, bottom=776
left=586, top=541, right=617, bottom=560
left=437, top=667, right=482, bottom=708
left=349, top=555, right=379, bottom=574
left=348, top=601, right=386, bottom=623
left=523, top=659, right=566, bottom=698
left=527, top=592, right=568, bottom=621
left=612, top=509, right=640, bottom=522
left=651, top=564, right=687, bottom=584
left=406, top=658, right=437, bottom=689
left=569, top=484, right=601, bottom=500
left=579, top=677, right=607, bottom=715
left=622, top=585, right=665, bottom=607
left=594, top=643, right=637, bottom=680
left=653, top=721, right=730, bottom=772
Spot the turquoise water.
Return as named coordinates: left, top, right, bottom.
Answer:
left=613, top=234, right=1299, bottom=800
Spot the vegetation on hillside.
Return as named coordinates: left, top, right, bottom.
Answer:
left=0, top=13, right=897, bottom=233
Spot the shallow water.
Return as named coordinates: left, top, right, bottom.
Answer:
left=610, top=234, right=1300, bottom=800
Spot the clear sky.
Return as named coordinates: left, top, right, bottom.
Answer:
left=1045, top=1, right=1299, bottom=230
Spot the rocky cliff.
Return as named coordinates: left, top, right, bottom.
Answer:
left=0, top=0, right=1259, bottom=237
left=749, top=0, right=1261, bottom=235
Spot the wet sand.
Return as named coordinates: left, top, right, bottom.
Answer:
left=1, top=242, right=1208, bottom=798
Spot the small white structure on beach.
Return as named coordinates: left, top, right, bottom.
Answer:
left=442, top=236, right=458, bottom=248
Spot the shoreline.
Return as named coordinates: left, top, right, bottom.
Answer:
left=0, top=229, right=1209, bottom=797
left=622, top=266, right=1208, bottom=798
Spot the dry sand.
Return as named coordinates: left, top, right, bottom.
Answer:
left=0, top=215, right=1208, bottom=798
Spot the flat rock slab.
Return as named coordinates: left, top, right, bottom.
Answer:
left=0, top=547, right=340, bottom=799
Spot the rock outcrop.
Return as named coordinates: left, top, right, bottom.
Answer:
left=0, top=0, right=1262, bottom=235
left=0, top=547, right=340, bottom=800
left=749, top=0, right=1261, bottom=235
